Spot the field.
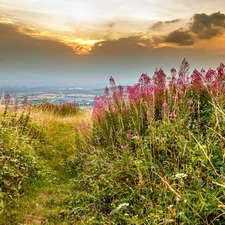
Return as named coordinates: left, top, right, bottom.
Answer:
left=1, top=59, right=225, bottom=224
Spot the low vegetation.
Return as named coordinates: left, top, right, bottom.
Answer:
left=1, top=59, right=225, bottom=224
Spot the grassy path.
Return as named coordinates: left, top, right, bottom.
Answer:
left=3, top=110, right=92, bottom=224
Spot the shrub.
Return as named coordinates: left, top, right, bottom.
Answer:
left=0, top=106, right=44, bottom=214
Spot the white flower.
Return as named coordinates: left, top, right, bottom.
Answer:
left=175, top=173, right=188, bottom=179
left=116, top=203, right=129, bottom=211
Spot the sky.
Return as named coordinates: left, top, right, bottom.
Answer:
left=0, top=0, right=225, bottom=88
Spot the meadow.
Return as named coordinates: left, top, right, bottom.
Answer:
left=1, top=58, right=225, bottom=224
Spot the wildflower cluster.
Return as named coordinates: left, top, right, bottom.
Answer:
left=92, top=59, right=225, bottom=149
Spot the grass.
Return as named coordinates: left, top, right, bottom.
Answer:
left=1, top=59, right=225, bottom=224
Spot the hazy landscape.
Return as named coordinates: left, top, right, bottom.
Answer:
left=0, top=85, right=104, bottom=107
left=1, top=0, right=225, bottom=224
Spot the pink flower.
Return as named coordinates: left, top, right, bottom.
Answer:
left=179, top=91, right=184, bottom=95
left=162, top=102, right=168, bottom=107
left=127, top=132, right=132, bottom=139
left=172, top=95, right=178, bottom=100
left=121, top=145, right=127, bottom=149
left=188, top=100, right=193, bottom=105
left=170, top=111, right=177, bottom=118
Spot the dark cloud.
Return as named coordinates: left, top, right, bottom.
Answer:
left=189, top=12, right=225, bottom=39
left=151, top=19, right=180, bottom=30
left=165, top=19, right=181, bottom=24
left=0, top=22, right=82, bottom=83
left=151, top=21, right=163, bottom=30
left=0, top=23, right=75, bottom=57
left=163, top=29, right=193, bottom=46
left=91, top=36, right=153, bottom=56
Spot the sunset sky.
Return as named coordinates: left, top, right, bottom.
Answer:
left=0, top=0, right=225, bottom=88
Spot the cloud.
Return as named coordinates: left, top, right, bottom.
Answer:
left=0, top=22, right=82, bottom=82
left=189, top=12, right=225, bottom=39
left=151, top=19, right=181, bottom=30
left=151, top=21, right=163, bottom=30
left=0, top=23, right=75, bottom=59
left=90, top=36, right=153, bottom=57
left=163, top=28, right=194, bottom=46
left=165, top=19, right=181, bottom=24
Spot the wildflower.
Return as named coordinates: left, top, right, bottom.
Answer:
left=179, top=91, right=184, bottom=95
left=104, top=86, right=109, bottom=96
left=198, top=119, right=205, bottom=126
left=175, top=173, right=187, bottom=179
left=188, top=100, right=193, bottom=105
left=184, top=199, right=187, bottom=203
left=176, top=197, right=181, bottom=202
left=170, top=111, right=177, bottom=118
left=172, top=95, right=178, bottom=100
left=127, top=132, right=132, bottom=139
left=109, top=76, right=115, bottom=85
left=162, top=102, right=168, bottom=107
left=116, top=203, right=129, bottom=211
left=132, top=136, right=139, bottom=140
left=169, top=204, right=174, bottom=208
left=121, top=145, right=127, bottom=149
left=171, top=68, right=177, bottom=74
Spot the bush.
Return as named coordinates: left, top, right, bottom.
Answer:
left=0, top=107, right=44, bottom=214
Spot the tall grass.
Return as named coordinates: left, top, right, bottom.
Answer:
left=33, top=101, right=80, bottom=117
left=65, top=59, right=225, bottom=224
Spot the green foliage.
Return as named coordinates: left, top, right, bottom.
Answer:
left=0, top=107, right=44, bottom=217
